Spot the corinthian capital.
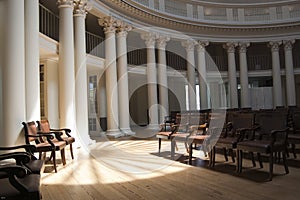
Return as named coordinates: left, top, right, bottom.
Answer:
left=141, top=32, right=158, bottom=48
left=182, top=39, right=197, bottom=52
left=57, top=0, right=73, bottom=8
left=283, top=40, right=295, bottom=51
left=73, top=0, right=89, bottom=16
left=98, top=16, right=118, bottom=34
left=157, top=35, right=170, bottom=50
left=116, top=20, right=132, bottom=37
left=223, top=42, right=238, bottom=53
left=268, top=41, right=282, bottom=52
left=196, top=41, right=209, bottom=52
left=238, top=42, right=250, bottom=53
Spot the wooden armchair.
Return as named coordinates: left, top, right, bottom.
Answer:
left=36, top=119, right=75, bottom=159
left=0, top=145, right=44, bottom=174
left=0, top=151, right=41, bottom=199
left=22, top=121, right=67, bottom=173
left=236, top=112, right=289, bottom=181
left=209, top=112, right=256, bottom=167
left=287, top=110, right=300, bottom=158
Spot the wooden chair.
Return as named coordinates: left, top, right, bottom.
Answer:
left=0, top=150, right=42, bottom=199
left=37, top=119, right=75, bottom=159
left=209, top=112, right=256, bottom=167
left=22, top=121, right=67, bottom=173
left=288, top=110, right=300, bottom=158
left=0, top=145, right=44, bottom=174
left=236, top=112, right=289, bottom=181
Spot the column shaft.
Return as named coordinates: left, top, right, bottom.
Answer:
left=74, top=1, right=95, bottom=145
left=58, top=1, right=76, bottom=131
left=239, top=43, right=250, bottom=108
left=1, top=0, right=26, bottom=145
left=25, top=0, right=40, bottom=121
left=197, top=41, right=209, bottom=110
left=284, top=40, right=296, bottom=106
left=269, top=41, right=283, bottom=107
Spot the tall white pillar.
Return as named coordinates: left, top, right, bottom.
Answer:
left=74, top=0, right=95, bottom=145
left=223, top=42, right=238, bottom=109
left=157, top=35, right=170, bottom=123
left=269, top=41, right=283, bottom=107
left=98, top=16, right=122, bottom=137
left=1, top=0, right=26, bottom=145
left=238, top=42, right=250, bottom=108
left=116, top=21, right=135, bottom=136
left=283, top=40, right=296, bottom=106
left=25, top=0, right=40, bottom=121
left=141, top=32, right=159, bottom=129
left=98, top=74, right=107, bottom=133
left=57, top=0, right=76, bottom=132
left=196, top=41, right=209, bottom=110
left=182, top=40, right=197, bottom=111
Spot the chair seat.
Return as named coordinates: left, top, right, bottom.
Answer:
left=171, top=133, right=190, bottom=142
left=35, top=141, right=66, bottom=152
left=288, top=134, right=300, bottom=143
left=215, top=137, right=238, bottom=148
left=156, top=131, right=172, bottom=139
left=188, top=135, right=209, bottom=144
left=26, top=160, right=45, bottom=174
left=0, top=174, right=41, bottom=200
left=237, top=140, right=271, bottom=153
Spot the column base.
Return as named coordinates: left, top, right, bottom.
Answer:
left=106, top=129, right=123, bottom=138
left=121, top=128, right=136, bottom=136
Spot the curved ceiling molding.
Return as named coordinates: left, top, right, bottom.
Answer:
left=91, top=0, right=300, bottom=41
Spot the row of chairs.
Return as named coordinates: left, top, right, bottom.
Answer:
left=156, top=107, right=300, bottom=181
left=22, top=119, right=75, bottom=173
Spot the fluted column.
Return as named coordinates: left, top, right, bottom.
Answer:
left=157, top=35, right=170, bottom=123
left=182, top=40, right=197, bottom=111
left=25, top=0, right=40, bottom=121
left=57, top=0, right=76, bottom=133
left=141, top=32, right=159, bottom=129
left=269, top=41, right=283, bottom=107
left=99, top=16, right=122, bottom=137
left=74, top=0, right=95, bottom=145
left=283, top=40, right=296, bottom=106
left=116, top=21, right=135, bottom=136
left=196, top=41, right=209, bottom=110
left=238, top=42, right=250, bottom=108
left=223, top=42, right=238, bottom=108
left=1, top=0, right=26, bottom=145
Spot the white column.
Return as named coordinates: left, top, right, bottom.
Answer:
left=238, top=42, right=250, bottom=108
left=157, top=35, right=170, bottom=123
left=57, top=0, right=76, bottom=133
left=196, top=41, right=209, bottom=110
left=182, top=40, right=197, bottom=111
left=269, top=41, right=283, bottom=107
left=25, top=0, right=40, bottom=121
left=1, top=0, right=26, bottom=145
left=223, top=42, right=238, bottom=108
left=98, top=73, right=107, bottom=133
left=74, top=0, right=95, bottom=145
left=283, top=40, right=296, bottom=106
left=98, top=16, right=122, bottom=137
left=116, top=21, right=135, bottom=136
left=141, top=32, right=159, bottom=129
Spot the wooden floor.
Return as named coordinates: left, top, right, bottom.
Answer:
left=41, top=129, right=300, bottom=200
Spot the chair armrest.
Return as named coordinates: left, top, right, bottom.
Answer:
left=0, top=152, right=31, bottom=166
left=270, top=128, right=289, bottom=143
left=50, top=128, right=72, bottom=137
left=238, top=125, right=261, bottom=141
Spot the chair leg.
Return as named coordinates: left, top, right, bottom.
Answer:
left=282, top=151, right=289, bottom=174
left=53, top=151, right=57, bottom=173
left=230, top=149, right=235, bottom=163
left=69, top=144, right=74, bottom=159
left=292, top=144, right=297, bottom=158
left=236, top=149, right=240, bottom=173
left=171, top=139, right=175, bottom=160
left=158, top=138, right=161, bottom=154
left=61, top=149, right=66, bottom=165
left=238, top=150, right=243, bottom=173
left=250, top=152, right=256, bottom=167
left=223, top=148, right=228, bottom=162
left=257, top=153, right=263, bottom=168
left=268, top=153, right=274, bottom=181
left=189, top=143, right=193, bottom=165
left=212, top=146, right=216, bottom=167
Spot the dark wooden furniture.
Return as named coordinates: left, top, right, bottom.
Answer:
left=22, top=121, right=67, bottom=173
left=288, top=110, right=300, bottom=158
left=37, top=119, right=75, bottom=159
left=236, top=112, right=289, bottom=181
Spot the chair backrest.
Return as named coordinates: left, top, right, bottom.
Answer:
left=37, top=120, right=51, bottom=132
left=228, top=112, right=255, bottom=135
left=22, top=121, right=40, bottom=144
left=188, top=113, right=206, bottom=126
left=255, top=111, right=288, bottom=138
left=291, top=111, right=300, bottom=133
